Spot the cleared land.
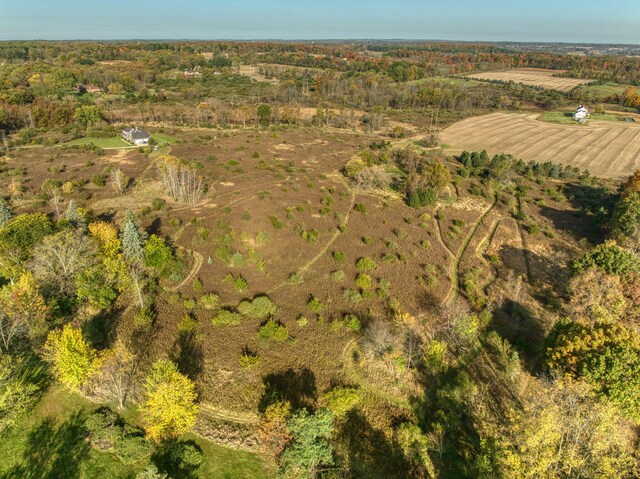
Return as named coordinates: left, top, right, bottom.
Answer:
left=463, top=68, right=594, bottom=91
left=441, top=112, right=640, bottom=178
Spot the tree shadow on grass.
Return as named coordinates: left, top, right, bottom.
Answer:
left=151, top=439, right=203, bottom=479
left=83, top=306, right=125, bottom=350
left=337, top=409, right=410, bottom=479
left=1, top=412, right=89, bottom=479
left=488, top=299, right=547, bottom=373
left=416, top=369, right=483, bottom=479
left=171, top=330, right=204, bottom=383
left=258, top=368, right=317, bottom=413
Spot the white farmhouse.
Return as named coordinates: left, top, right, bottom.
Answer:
left=122, top=127, right=151, bottom=145
left=573, top=105, right=590, bottom=122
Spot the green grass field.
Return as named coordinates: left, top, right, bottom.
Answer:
left=539, top=110, right=627, bottom=125
left=0, top=386, right=270, bottom=479
left=573, top=82, right=630, bottom=101
left=64, top=136, right=134, bottom=149
left=62, top=132, right=178, bottom=150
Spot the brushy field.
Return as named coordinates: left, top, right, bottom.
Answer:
left=462, top=68, right=594, bottom=91
left=440, top=112, right=640, bottom=178
left=3, top=123, right=608, bottom=476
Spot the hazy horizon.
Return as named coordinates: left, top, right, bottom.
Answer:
left=2, top=0, right=639, bottom=44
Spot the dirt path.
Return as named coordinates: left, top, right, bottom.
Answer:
left=441, top=195, right=498, bottom=306
left=167, top=251, right=204, bottom=292
left=269, top=176, right=356, bottom=294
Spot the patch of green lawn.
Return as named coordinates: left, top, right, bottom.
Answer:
left=574, top=82, right=629, bottom=101
left=63, top=136, right=134, bottom=149
left=152, top=133, right=178, bottom=146
left=539, top=111, right=627, bottom=125
left=0, top=386, right=272, bottom=479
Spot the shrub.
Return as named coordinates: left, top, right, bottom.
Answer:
left=270, top=216, right=284, bottom=229
left=240, top=350, right=259, bottom=368
left=354, top=203, right=367, bottom=213
left=192, top=278, right=203, bottom=292
left=355, top=273, right=372, bottom=290
left=133, top=307, right=156, bottom=328
left=92, top=174, right=107, bottom=187
left=301, top=229, right=319, bottom=243
left=356, top=257, right=377, bottom=272
left=183, top=298, right=197, bottom=310
left=287, top=272, right=304, bottom=285
left=229, top=251, right=245, bottom=267
left=407, top=187, right=437, bottom=208
left=297, top=316, right=309, bottom=327
left=212, top=309, right=242, bottom=326
left=178, top=314, right=197, bottom=333
left=343, top=288, right=363, bottom=303
left=331, top=270, right=345, bottom=282
left=308, top=295, right=325, bottom=312
left=237, top=296, right=277, bottom=319
left=332, top=251, right=347, bottom=262
left=151, top=198, right=166, bottom=210
left=225, top=273, right=248, bottom=292
left=199, top=293, right=219, bottom=310
left=258, top=318, right=289, bottom=341
left=145, top=235, right=174, bottom=274
left=342, top=314, right=362, bottom=331
left=322, top=387, right=360, bottom=416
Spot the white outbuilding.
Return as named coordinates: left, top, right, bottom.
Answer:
left=573, top=105, right=590, bottom=122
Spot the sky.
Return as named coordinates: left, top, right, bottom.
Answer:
left=1, top=0, right=639, bottom=44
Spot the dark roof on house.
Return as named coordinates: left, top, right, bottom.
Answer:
left=123, top=127, right=150, bottom=139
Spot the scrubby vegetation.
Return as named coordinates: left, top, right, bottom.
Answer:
left=1, top=39, right=640, bottom=479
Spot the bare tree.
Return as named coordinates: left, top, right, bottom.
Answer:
left=30, top=230, right=98, bottom=296
left=128, top=263, right=146, bottom=309
left=156, top=156, right=205, bottom=205
left=49, top=189, right=63, bottom=219
left=91, top=341, right=138, bottom=409
left=109, top=167, right=129, bottom=195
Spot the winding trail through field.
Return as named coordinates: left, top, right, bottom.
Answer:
left=441, top=195, right=498, bottom=306
left=268, top=175, right=356, bottom=294
left=167, top=251, right=204, bottom=292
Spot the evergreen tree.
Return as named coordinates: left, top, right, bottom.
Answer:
left=278, top=408, right=335, bottom=479
left=0, top=200, right=12, bottom=227
left=65, top=200, right=87, bottom=231
left=120, top=211, right=145, bottom=264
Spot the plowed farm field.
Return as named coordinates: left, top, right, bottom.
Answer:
left=463, top=68, right=593, bottom=91
left=441, top=112, right=640, bottom=178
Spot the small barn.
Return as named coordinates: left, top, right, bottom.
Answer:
left=573, top=105, right=590, bottom=122
left=122, top=127, right=151, bottom=145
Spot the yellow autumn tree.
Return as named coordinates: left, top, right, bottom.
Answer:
left=141, top=360, right=198, bottom=442
left=486, top=380, right=638, bottom=478
left=44, top=324, right=100, bottom=390
left=88, top=221, right=128, bottom=291
left=0, top=271, right=49, bottom=350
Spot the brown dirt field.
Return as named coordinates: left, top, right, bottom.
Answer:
left=441, top=112, right=640, bottom=179
left=462, top=68, right=593, bottom=91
